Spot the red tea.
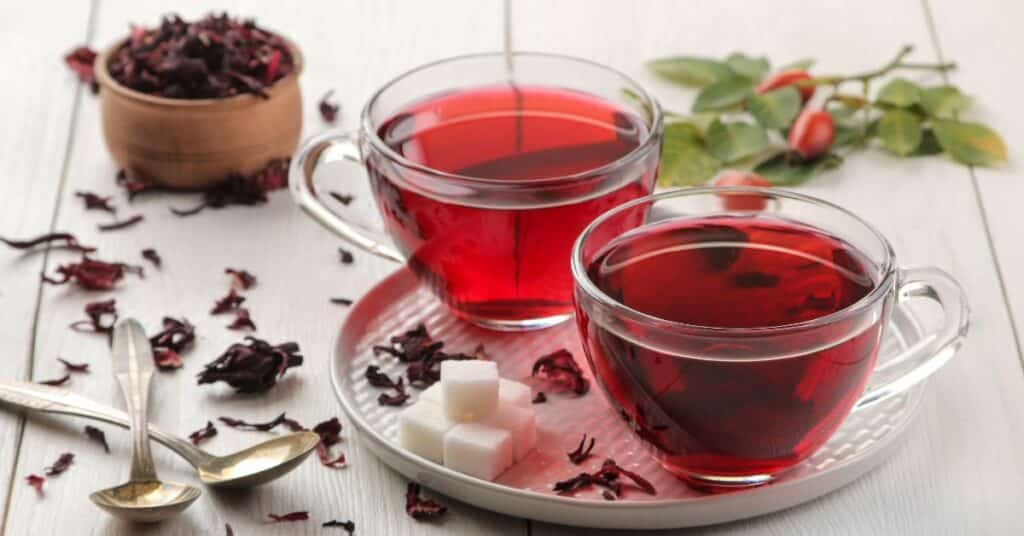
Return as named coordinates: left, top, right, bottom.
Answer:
left=577, top=216, right=884, bottom=483
left=370, top=85, right=655, bottom=326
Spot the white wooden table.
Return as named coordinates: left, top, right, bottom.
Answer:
left=1, top=1, right=1022, bottom=534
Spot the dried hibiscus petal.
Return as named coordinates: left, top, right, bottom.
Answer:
left=338, top=247, right=354, bottom=264
left=405, top=483, right=447, bottom=521
left=267, top=511, right=309, bottom=523
left=553, top=472, right=594, bottom=495
left=141, top=248, right=162, bottom=268
left=44, top=453, right=74, bottom=476
left=38, top=374, right=70, bottom=387
left=97, top=214, right=144, bottom=232
left=150, top=317, right=195, bottom=370
left=188, top=421, right=218, bottom=445
left=319, top=90, right=340, bottom=123
left=567, top=434, right=596, bottom=465
left=0, top=232, right=95, bottom=253
left=218, top=412, right=304, bottom=432
left=75, top=191, right=115, bottom=213
left=85, top=425, right=110, bottom=453
left=43, top=257, right=143, bottom=291
left=211, top=288, right=246, bottom=315
left=330, top=297, right=353, bottom=306
left=372, top=324, right=439, bottom=363
left=108, top=14, right=294, bottom=100
left=26, top=474, right=45, bottom=493
left=531, top=349, right=589, bottom=396
left=227, top=309, right=257, bottom=331
left=115, top=169, right=160, bottom=200
left=329, top=192, right=354, bottom=206
left=313, top=417, right=346, bottom=468
left=596, top=458, right=656, bottom=496
left=58, top=358, right=89, bottom=373
left=63, top=46, right=98, bottom=93
left=69, top=299, right=117, bottom=336
left=532, top=392, right=547, bottom=404
left=322, top=519, right=355, bottom=533
left=225, top=268, right=257, bottom=290
left=365, top=366, right=409, bottom=406
left=198, top=337, right=302, bottom=393
left=170, top=158, right=290, bottom=217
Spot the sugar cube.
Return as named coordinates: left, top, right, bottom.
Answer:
left=397, top=400, right=456, bottom=464
left=498, top=379, right=532, bottom=408
left=419, top=383, right=443, bottom=405
left=443, top=422, right=514, bottom=480
left=482, top=400, right=537, bottom=461
left=441, top=360, right=499, bottom=421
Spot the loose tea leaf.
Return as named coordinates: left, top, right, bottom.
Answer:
left=188, top=421, right=218, bottom=445
left=108, top=14, right=295, bottom=100
left=43, top=257, right=143, bottom=290
left=69, top=299, right=118, bottom=337
left=98, top=214, right=144, bottom=232
left=225, top=268, right=257, bottom=290
left=405, top=483, right=447, bottom=521
left=197, top=337, right=303, bottom=393
left=319, top=90, right=340, bottom=123
left=38, top=374, right=71, bottom=387
left=532, top=349, right=589, bottom=396
left=44, top=453, right=75, bottom=476
left=85, top=425, right=110, bottom=453
left=141, top=248, right=162, bottom=268
left=567, top=434, right=596, bottom=465
left=267, top=512, right=309, bottom=523
left=58, top=358, right=89, bottom=373
left=75, top=191, right=115, bottom=213
left=0, top=233, right=95, bottom=253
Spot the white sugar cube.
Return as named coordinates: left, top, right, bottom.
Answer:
left=498, top=379, right=532, bottom=408
left=397, top=400, right=456, bottom=464
left=441, top=360, right=499, bottom=421
left=419, top=383, right=443, bottom=404
left=482, top=400, right=537, bottom=461
left=443, top=422, right=514, bottom=480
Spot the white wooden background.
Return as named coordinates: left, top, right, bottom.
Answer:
left=0, top=1, right=1021, bottom=534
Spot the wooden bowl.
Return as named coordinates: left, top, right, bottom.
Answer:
left=94, top=38, right=303, bottom=190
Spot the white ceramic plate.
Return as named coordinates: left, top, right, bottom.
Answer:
left=330, top=268, right=927, bottom=529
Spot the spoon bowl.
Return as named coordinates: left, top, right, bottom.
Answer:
left=90, top=480, right=201, bottom=523
left=198, top=431, right=321, bottom=488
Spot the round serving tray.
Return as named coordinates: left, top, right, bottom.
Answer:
left=330, top=267, right=927, bottom=529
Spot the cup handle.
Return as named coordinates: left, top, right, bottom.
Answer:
left=289, top=130, right=405, bottom=263
left=852, top=266, right=970, bottom=411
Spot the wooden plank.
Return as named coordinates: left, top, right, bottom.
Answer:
left=3, top=1, right=525, bottom=535
left=0, top=0, right=94, bottom=529
left=925, top=1, right=1024, bottom=363
left=505, top=0, right=1024, bottom=534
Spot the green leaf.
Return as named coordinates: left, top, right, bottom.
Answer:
left=920, top=86, right=970, bottom=117
left=832, top=124, right=864, bottom=148
left=647, top=57, right=733, bottom=87
left=658, top=126, right=722, bottom=186
left=663, top=120, right=704, bottom=144
left=692, top=77, right=755, bottom=112
left=877, top=109, right=924, bottom=156
left=747, top=87, right=801, bottom=129
left=932, top=119, right=1008, bottom=166
left=779, top=58, right=816, bottom=71
left=726, top=53, right=770, bottom=81
left=876, top=78, right=921, bottom=108
left=706, top=120, right=770, bottom=163
left=754, top=152, right=843, bottom=186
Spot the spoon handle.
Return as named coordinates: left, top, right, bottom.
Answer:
left=111, top=319, right=159, bottom=482
left=0, top=379, right=212, bottom=467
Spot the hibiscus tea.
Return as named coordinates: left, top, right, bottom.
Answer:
left=369, top=85, right=655, bottom=327
left=577, top=216, right=885, bottom=485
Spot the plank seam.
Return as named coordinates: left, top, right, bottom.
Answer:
left=0, top=0, right=100, bottom=533
left=920, top=0, right=1024, bottom=375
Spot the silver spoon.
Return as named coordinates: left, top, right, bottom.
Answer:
left=0, top=378, right=320, bottom=488
left=90, top=319, right=201, bottom=522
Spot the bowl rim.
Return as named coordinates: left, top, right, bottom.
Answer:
left=94, top=32, right=303, bottom=109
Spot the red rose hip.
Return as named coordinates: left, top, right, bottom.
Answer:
left=756, top=69, right=815, bottom=103
left=788, top=110, right=835, bottom=160
left=714, top=171, right=773, bottom=211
